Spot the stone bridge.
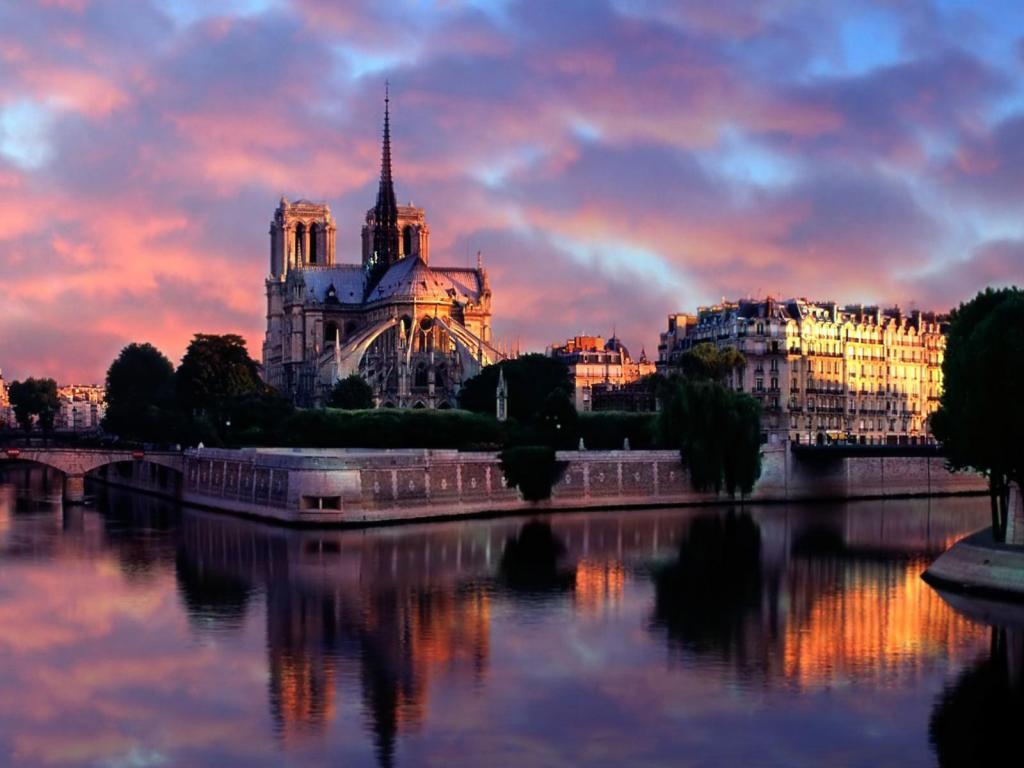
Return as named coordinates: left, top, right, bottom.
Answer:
left=1, top=448, right=184, bottom=503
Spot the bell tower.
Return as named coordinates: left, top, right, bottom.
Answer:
left=269, top=198, right=337, bottom=278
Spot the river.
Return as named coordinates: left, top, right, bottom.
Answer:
left=0, top=466, right=1018, bottom=767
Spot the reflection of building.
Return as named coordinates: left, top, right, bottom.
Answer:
left=548, top=335, right=655, bottom=411
left=175, top=511, right=492, bottom=764
left=262, top=93, right=502, bottom=408
left=56, top=384, right=106, bottom=431
left=651, top=502, right=991, bottom=687
left=782, top=558, right=984, bottom=687
left=658, top=298, right=947, bottom=444
left=574, top=560, right=625, bottom=615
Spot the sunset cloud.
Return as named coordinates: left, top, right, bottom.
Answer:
left=1, top=0, right=1023, bottom=382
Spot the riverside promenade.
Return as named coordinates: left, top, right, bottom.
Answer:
left=95, top=442, right=987, bottom=526
left=924, top=483, right=1024, bottom=597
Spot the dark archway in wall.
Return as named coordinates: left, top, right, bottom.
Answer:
left=309, top=224, right=318, bottom=264
left=324, top=321, right=339, bottom=344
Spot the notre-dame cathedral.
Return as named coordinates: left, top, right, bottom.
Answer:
left=262, top=93, right=502, bottom=407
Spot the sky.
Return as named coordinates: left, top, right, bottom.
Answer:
left=1, top=0, right=1023, bottom=383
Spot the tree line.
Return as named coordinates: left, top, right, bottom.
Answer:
left=7, top=332, right=765, bottom=502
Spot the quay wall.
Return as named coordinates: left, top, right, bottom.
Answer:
left=174, top=445, right=987, bottom=526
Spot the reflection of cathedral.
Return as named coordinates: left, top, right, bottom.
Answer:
left=262, top=91, right=502, bottom=407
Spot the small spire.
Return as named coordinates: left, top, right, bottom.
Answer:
left=476, top=250, right=482, bottom=270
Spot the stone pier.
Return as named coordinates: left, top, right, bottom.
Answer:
left=63, top=474, right=86, bottom=504
left=1005, top=482, right=1024, bottom=546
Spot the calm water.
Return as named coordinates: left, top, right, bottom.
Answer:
left=0, top=466, right=1020, bottom=767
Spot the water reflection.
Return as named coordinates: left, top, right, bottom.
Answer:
left=651, top=511, right=774, bottom=677
left=0, top=465, right=1005, bottom=767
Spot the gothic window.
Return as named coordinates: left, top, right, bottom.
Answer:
left=294, top=224, right=305, bottom=262
left=403, top=225, right=413, bottom=256
left=324, top=322, right=339, bottom=343
left=309, top=224, right=319, bottom=264
left=415, top=364, right=429, bottom=388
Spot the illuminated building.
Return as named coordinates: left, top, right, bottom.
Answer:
left=55, top=384, right=106, bottom=431
left=548, top=335, right=655, bottom=411
left=262, top=90, right=502, bottom=407
left=0, top=370, right=13, bottom=428
left=658, top=299, right=947, bottom=445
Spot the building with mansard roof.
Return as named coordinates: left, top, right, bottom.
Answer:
left=658, top=298, right=947, bottom=446
left=262, top=93, right=502, bottom=407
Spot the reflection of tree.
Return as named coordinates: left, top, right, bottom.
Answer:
left=651, top=512, right=766, bottom=668
left=174, top=549, right=252, bottom=634
left=96, top=485, right=177, bottom=581
left=498, top=520, right=574, bottom=594
left=930, top=627, right=1024, bottom=767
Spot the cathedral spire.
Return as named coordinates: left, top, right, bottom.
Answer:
left=368, top=81, right=400, bottom=291
left=378, top=81, right=395, bottom=209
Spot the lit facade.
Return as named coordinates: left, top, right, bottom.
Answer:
left=262, top=95, right=501, bottom=408
left=0, top=370, right=12, bottom=428
left=548, top=335, right=655, bottom=411
left=56, top=384, right=106, bottom=431
left=658, top=299, right=947, bottom=445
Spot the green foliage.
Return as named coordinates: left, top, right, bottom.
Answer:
left=8, top=377, right=60, bottom=432
left=176, top=334, right=263, bottom=419
left=577, top=411, right=660, bottom=450
left=329, top=374, right=375, bottom=410
left=272, top=408, right=505, bottom=449
left=459, top=354, right=573, bottom=423
left=103, top=343, right=175, bottom=440
left=498, top=445, right=567, bottom=501
left=538, top=390, right=579, bottom=449
left=932, top=287, right=1024, bottom=541
left=659, top=379, right=763, bottom=497
left=679, top=343, right=745, bottom=382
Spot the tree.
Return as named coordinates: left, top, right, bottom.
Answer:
left=931, top=287, right=1024, bottom=542
left=176, top=334, right=263, bottom=423
left=679, top=343, right=746, bottom=382
left=459, top=354, right=573, bottom=423
left=659, top=379, right=763, bottom=497
left=103, top=343, right=175, bottom=439
left=329, top=374, right=374, bottom=409
left=7, top=377, right=59, bottom=433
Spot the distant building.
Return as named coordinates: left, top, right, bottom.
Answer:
left=548, top=335, right=655, bottom=412
left=262, top=91, right=501, bottom=408
left=0, top=370, right=13, bottom=428
left=56, top=384, right=106, bottom=431
left=590, top=379, right=658, bottom=412
left=658, top=298, right=947, bottom=445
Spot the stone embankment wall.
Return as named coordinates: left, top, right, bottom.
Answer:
left=176, top=445, right=986, bottom=526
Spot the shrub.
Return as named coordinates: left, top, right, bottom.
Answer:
left=499, top=446, right=568, bottom=502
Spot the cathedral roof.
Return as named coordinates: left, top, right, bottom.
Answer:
left=367, top=256, right=483, bottom=304
left=295, top=258, right=483, bottom=306
left=299, top=266, right=366, bottom=304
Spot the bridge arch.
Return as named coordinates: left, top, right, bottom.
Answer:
left=1, top=449, right=184, bottom=477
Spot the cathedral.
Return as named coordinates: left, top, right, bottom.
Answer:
left=262, top=93, right=501, bottom=407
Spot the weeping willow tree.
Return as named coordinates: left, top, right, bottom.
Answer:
left=658, top=379, right=763, bottom=498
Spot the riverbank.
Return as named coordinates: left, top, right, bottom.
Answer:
left=923, top=484, right=1024, bottom=598
left=95, top=443, right=988, bottom=526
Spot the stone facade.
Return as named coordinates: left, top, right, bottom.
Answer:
left=0, top=369, right=12, bottom=428
left=56, top=384, right=106, bottom=431
left=659, top=298, right=947, bottom=445
left=262, top=95, right=501, bottom=407
left=548, top=335, right=655, bottom=411
left=178, top=445, right=986, bottom=526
